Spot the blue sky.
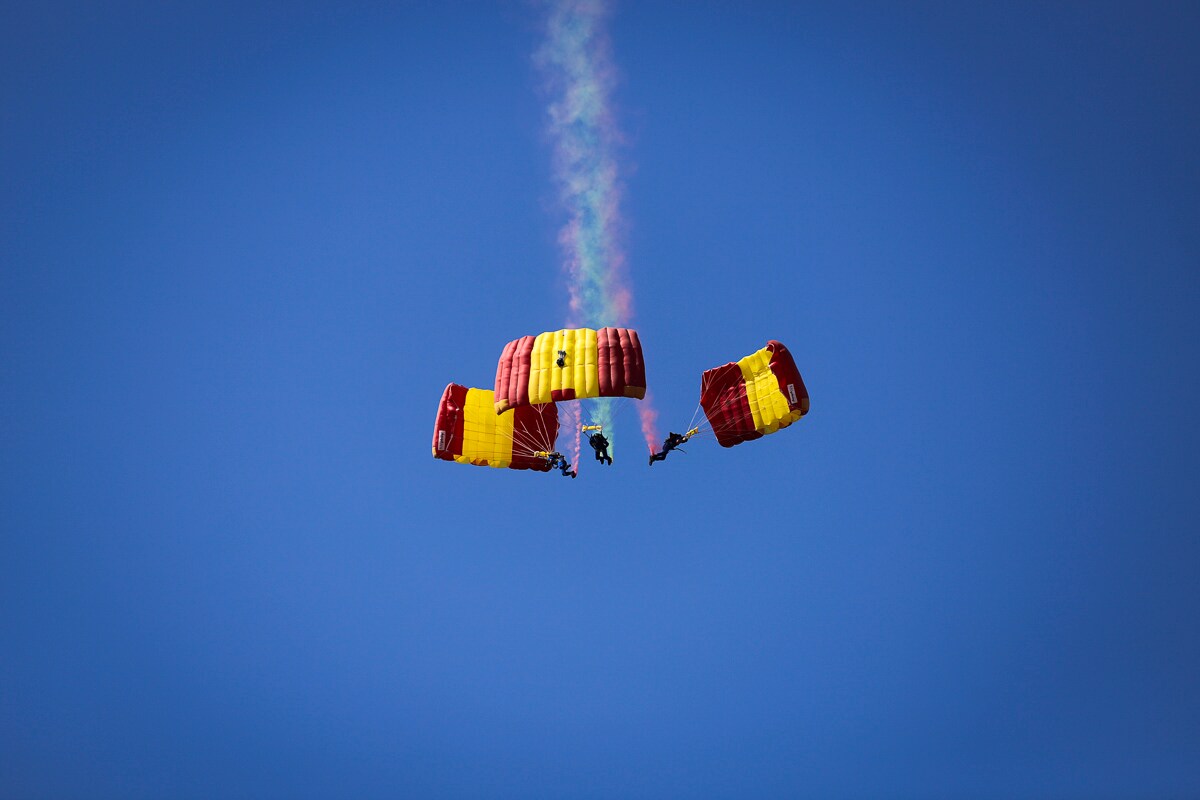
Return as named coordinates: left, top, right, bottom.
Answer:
left=3, top=2, right=1199, bottom=797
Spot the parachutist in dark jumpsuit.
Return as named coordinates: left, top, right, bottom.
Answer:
left=556, top=350, right=567, bottom=368
left=545, top=451, right=576, bottom=478
left=588, top=432, right=612, bottom=465
left=649, top=431, right=689, bottom=465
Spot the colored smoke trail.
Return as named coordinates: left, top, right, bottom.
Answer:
left=638, top=388, right=660, bottom=453
left=538, top=0, right=660, bottom=458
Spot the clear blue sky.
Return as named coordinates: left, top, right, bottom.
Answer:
left=3, top=2, right=1199, bottom=797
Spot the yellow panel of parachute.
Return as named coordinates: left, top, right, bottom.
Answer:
left=530, top=328, right=599, bottom=404
left=738, top=347, right=801, bottom=437
left=457, top=388, right=517, bottom=467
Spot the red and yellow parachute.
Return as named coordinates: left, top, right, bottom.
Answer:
left=698, top=340, right=809, bottom=447
left=432, top=384, right=559, bottom=470
left=494, top=327, right=646, bottom=414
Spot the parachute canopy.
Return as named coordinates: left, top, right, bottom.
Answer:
left=699, top=340, right=809, bottom=448
left=432, top=384, right=559, bottom=470
left=493, top=327, right=646, bottom=414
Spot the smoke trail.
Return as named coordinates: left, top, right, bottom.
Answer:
left=538, top=0, right=660, bottom=458
left=561, top=402, right=583, bottom=477
left=638, top=387, right=660, bottom=453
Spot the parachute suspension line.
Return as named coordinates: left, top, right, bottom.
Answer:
left=692, top=415, right=737, bottom=436
left=515, top=404, right=554, bottom=456
left=508, top=427, right=544, bottom=457
left=692, top=416, right=757, bottom=441
left=579, top=397, right=635, bottom=453
left=533, top=403, right=558, bottom=453
left=581, top=402, right=607, bottom=430
left=519, top=406, right=545, bottom=454
left=599, top=396, right=637, bottom=428
left=690, top=373, right=752, bottom=436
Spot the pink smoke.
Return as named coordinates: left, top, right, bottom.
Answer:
left=638, top=389, right=660, bottom=453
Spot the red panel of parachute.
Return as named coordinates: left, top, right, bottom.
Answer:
left=598, top=327, right=647, bottom=399
left=699, top=363, right=761, bottom=448
left=432, top=384, right=469, bottom=459
left=494, top=336, right=535, bottom=412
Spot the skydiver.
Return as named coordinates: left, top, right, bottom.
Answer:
left=545, top=451, right=577, bottom=478
left=588, top=432, right=612, bottom=465
left=648, top=431, right=690, bottom=465
left=556, top=350, right=567, bottom=368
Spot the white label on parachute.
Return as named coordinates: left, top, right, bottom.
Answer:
left=787, top=384, right=798, bottom=404
left=437, top=430, right=447, bottom=451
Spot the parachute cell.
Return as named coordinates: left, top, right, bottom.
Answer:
left=493, top=327, right=645, bottom=413
left=432, top=383, right=559, bottom=470
left=699, top=340, right=809, bottom=448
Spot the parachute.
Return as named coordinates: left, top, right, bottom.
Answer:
left=493, top=327, right=646, bottom=414
left=432, top=384, right=559, bottom=470
left=697, top=340, right=809, bottom=448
